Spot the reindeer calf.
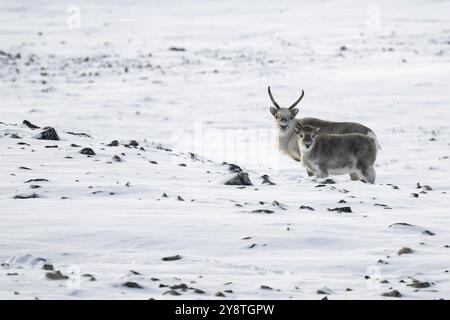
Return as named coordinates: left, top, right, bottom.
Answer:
left=294, top=124, right=377, bottom=183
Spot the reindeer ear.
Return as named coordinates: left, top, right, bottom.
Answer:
left=291, top=108, right=299, bottom=117
left=294, top=124, right=302, bottom=134
left=314, top=127, right=320, bottom=134
left=270, top=107, right=278, bottom=116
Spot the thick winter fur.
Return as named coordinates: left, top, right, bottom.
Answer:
left=268, top=87, right=379, bottom=180
left=294, top=125, right=377, bottom=183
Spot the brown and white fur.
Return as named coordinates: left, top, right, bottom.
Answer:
left=294, top=124, right=377, bottom=183
left=268, top=86, right=380, bottom=180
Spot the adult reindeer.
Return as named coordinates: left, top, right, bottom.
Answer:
left=268, top=86, right=380, bottom=180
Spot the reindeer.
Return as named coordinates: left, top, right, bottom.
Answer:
left=268, top=86, right=379, bottom=180
left=294, top=124, right=377, bottom=183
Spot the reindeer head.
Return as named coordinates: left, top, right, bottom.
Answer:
left=294, top=124, right=320, bottom=152
left=268, top=86, right=304, bottom=133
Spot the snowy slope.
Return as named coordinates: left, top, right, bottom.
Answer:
left=0, top=0, right=449, bottom=299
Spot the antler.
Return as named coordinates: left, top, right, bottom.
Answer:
left=267, top=86, right=280, bottom=109
left=289, top=89, right=304, bottom=110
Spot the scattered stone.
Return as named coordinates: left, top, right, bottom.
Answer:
left=215, top=291, right=226, bottom=297
left=322, top=178, right=336, bottom=184
left=7, top=272, right=19, bottom=276
left=10, top=133, right=22, bottom=139
left=261, top=174, right=275, bottom=185
left=42, top=263, right=54, bottom=271
left=66, top=132, right=92, bottom=138
left=162, top=193, right=168, bottom=198
left=272, top=200, right=287, bottom=210
left=107, top=140, right=119, bottom=147
left=345, top=288, right=353, bottom=291
left=177, top=196, right=184, bottom=201
left=178, top=163, right=186, bottom=167
left=112, top=155, right=122, bottom=162
left=45, top=270, right=69, bottom=280
left=18, top=166, right=32, bottom=170
left=193, top=288, right=205, bottom=294
left=251, top=209, right=274, bottom=214
left=169, top=47, right=186, bottom=52
left=422, top=230, right=435, bottom=236
left=129, top=140, right=139, bottom=147
left=129, top=270, right=141, bottom=275
left=407, top=280, right=431, bottom=289
left=381, top=290, right=402, bottom=298
left=149, top=160, right=158, bottom=164
left=14, top=193, right=39, bottom=199
left=410, top=193, right=419, bottom=198
left=38, top=128, right=59, bottom=141
left=80, top=147, right=95, bottom=156
left=299, top=205, right=315, bottom=211
left=248, top=244, right=257, bottom=249
left=224, top=162, right=242, bottom=173
left=163, top=290, right=181, bottom=296
left=397, top=247, right=414, bottom=255
left=225, top=172, right=253, bottom=186
left=170, top=283, right=188, bottom=290
left=162, top=254, right=182, bottom=261
left=260, top=285, right=273, bottom=290
left=123, top=281, right=143, bottom=289
left=45, top=145, right=58, bottom=148
left=338, top=199, right=347, bottom=204
left=380, top=279, right=389, bottom=284
left=23, top=120, right=40, bottom=129
left=327, top=206, right=352, bottom=213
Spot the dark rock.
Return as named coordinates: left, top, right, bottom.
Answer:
left=381, top=290, right=402, bottom=298
left=66, top=132, right=92, bottom=138
left=178, top=163, right=186, bottom=167
left=177, top=196, right=184, bottom=201
left=224, top=162, right=242, bottom=173
left=251, top=209, right=274, bottom=214
left=261, top=174, right=275, bottom=185
left=315, top=184, right=326, bottom=188
left=224, top=289, right=233, bottom=294
left=129, top=270, right=140, bottom=275
left=338, top=199, right=347, bottom=203
left=149, top=160, right=158, bottom=164
left=215, top=292, right=226, bottom=297
left=24, top=178, right=48, bottom=183
left=10, top=133, right=22, bottom=139
left=272, top=200, right=287, bottom=210
left=123, top=281, right=143, bottom=289
left=112, top=155, right=122, bottom=162
left=45, top=145, right=58, bottom=148
left=30, top=185, right=41, bottom=189
left=322, top=178, right=336, bottom=184
left=170, top=283, right=188, bottom=290
left=162, top=254, right=182, bottom=261
left=225, top=172, right=253, bottom=186
left=193, top=288, right=205, bottom=294
left=23, top=120, right=40, bottom=129
left=397, top=247, right=414, bottom=255
left=410, top=193, right=419, bottom=198
left=260, top=285, right=273, bottom=290
left=38, top=128, right=59, bottom=141
left=169, top=47, right=186, bottom=52
left=422, top=230, right=435, bottom=236
left=107, top=140, right=119, bottom=147
left=7, top=272, right=19, bottom=276
left=163, top=290, right=181, bottom=296
left=162, top=193, right=168, bottom=198
left=18, top=166, right=32, bottom=170
left=14, top=193, right=39, bottom=199
left=45, top=270, right=69, bottom=280
left=80, top=148, right=95, bottom=156
left=42, top=263, right=54, bottom=271
left=327, top=206, right=352, bottom=213
left=299, top=205, right=315, bottom=211
left=129, top=140, right=139, bottom=147
left=407, top=280, right=431, bottom=289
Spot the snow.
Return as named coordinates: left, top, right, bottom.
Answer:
left=1, top=0, right=450, bottom=299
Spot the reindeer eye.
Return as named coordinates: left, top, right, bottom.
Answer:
left=300, top=134, right=304, bottom=138
left=312, top=134, right=315, bottom=138
left=290, top=116, right=293, bottom=120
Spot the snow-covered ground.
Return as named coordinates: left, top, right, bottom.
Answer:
left=1, top=0, right=449, bottom=299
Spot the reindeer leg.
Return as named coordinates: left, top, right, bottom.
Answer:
left=306, top=169, right=314, bottom=177
left=349, top=172, right=360, bottom=181
left=318, top=164, right=329, bottom=179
